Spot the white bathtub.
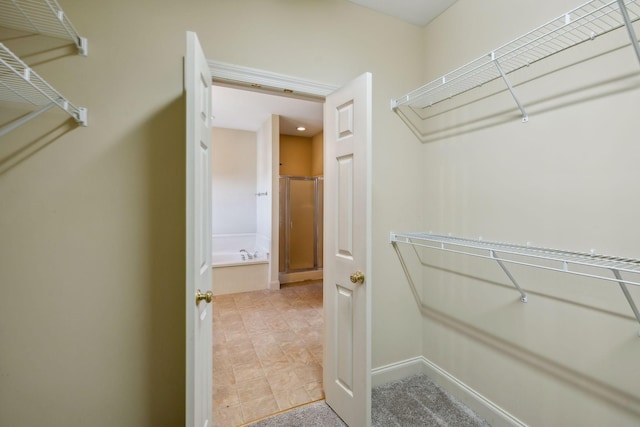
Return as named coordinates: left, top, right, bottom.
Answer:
left=211, top=251, right=268, bottom=268
left=211, top=234, right=270, bottom=296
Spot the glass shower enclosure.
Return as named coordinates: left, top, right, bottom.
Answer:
left=279, top=176, right=323, bottom=281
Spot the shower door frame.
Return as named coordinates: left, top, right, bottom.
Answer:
left=281, top=175, right=324, bottom=274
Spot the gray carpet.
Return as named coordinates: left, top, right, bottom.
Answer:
left=372, top=374, right=491, bottom=427
left=246, top=373, right=491, bottom=426
left=246, top=400, right=346, bottom=426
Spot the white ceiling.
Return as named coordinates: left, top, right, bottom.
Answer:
left=347, top=0, right=457, bottom=27
left=212, top=85, right=324, bottom=137
left=211, top=1, right=458, bottom=136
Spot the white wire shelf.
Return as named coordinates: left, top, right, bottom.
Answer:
left=0, top=43, right=87, bottom=130
left=0, top=0, right=87, bottom=55
left=390, top=231, right=640, bottom=335
left=391, top=0, right=640, bottom=127
left=0, top=0, right=87, bottom=134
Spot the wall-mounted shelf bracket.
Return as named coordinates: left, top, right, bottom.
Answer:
left=612, top=269, right=640, bottom=332
left=491, top=250, right=528, bottom=302
left=390, top=232, right=640, bottom=336
left=77, top=37, right=88, bottom=57
left=617, top=0, right=640, bottom=66
left=492, top=52, right=528, bottom=123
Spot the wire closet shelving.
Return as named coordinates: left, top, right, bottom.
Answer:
left=391, top=0, right=640, bottom=135
left=0, top=0, right=88, bottom=135
left=390, top=232, right=640, bottom=335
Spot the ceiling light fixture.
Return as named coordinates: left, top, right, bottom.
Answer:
left=297, top=126, right=306, bottom=132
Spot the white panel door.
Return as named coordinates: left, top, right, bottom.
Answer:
left=324, top=73, right=372, bottom=427
left=185, top=31, right=213, bottom=427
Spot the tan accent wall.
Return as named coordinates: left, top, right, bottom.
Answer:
left=311, top=131, right=324, bottom=177
left=279, top=134, right=312, bottom=176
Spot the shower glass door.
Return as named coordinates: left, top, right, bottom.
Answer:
left=280, top=176, right=323, bottom=273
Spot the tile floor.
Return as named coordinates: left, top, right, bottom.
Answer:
left=212, top=280, right=324, bottom=427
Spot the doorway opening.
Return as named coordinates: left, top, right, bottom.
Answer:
left=210, top=81, right=327, bottom=425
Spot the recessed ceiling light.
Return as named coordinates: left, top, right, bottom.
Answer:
left=297, top=126, right=306, bottom=132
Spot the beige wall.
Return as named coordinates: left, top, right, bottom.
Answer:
left=7, top=0, right=634, bottom=425
left=256, top=115, right=279, bottom=288
left=211, top=127, right=257, bottom=234
left=0, top=0, right=424, bottom=425
left=416, top=0, right=640, bottom=425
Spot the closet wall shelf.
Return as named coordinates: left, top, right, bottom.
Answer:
left=0, top=0, right=88, bottom=55
left=390, top=231, right=640, bottom=335
left=0, top=43, right=87, bottom=132
left=0, top=0, right=88, bottom=135
left=391, top=0, right=640, bottom=129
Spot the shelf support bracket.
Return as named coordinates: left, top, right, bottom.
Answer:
left=611, top=269, right=640, bottom=336
left=491, top=250, right=528, bottom=303
left=492, top=53, right=529, bottom=123
left=617, top=0, right=640, bottom=67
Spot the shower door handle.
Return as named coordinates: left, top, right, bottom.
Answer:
left=350, top=271, right=365, bottom=285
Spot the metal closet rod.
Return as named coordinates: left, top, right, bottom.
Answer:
left=390, top=231, right=640, bottom=336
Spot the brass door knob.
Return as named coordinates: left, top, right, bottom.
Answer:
left=196, top=289, right=213, bottom=305
left=350, top=271, right=365, bottom=285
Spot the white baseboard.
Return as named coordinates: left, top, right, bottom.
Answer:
left=372, top=356, right=526, bottom=427
left=371, top=356, right=425, bottom=387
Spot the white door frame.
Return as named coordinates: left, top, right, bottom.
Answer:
left=208, top=60, right=338, bottom=100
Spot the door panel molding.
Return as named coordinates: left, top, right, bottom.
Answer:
left=324, top=72, right=372, bottom=427
left=186, top=31, right=213, bottom=427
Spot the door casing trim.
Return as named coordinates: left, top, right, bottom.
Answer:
left=208, top=60, right=339, bottom=99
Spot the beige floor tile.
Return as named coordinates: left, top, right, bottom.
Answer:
left=293, top=362, right=323, bottom=383
left=227, top=340, right=256, bottom=355
left=230, top=349, right=260, bottom=368
left=213, top=369, right=236, bottom=387
left=270, top=330, right=299, bottom=344
left=213, top=353, right=234, bottom=373
left=241, top=395, right=280, bottom=424
left=212, top=384, right=239, bottom=408
left=305, top=381, right=325, bottom=400
left=264, top=317, right=290, bottom=331
left=253, top=340, right=283, bottom=355
left=232, top=361, right=264, bottom=383
left=271, top=386, right=312, bottom=411
left=213, top=403, right=243, bottom=427
left=250, top=333, right=277, bottom=348
left=236, top=376, right=272, bottom=403
left=284, top=346, right=316, bottom=365
left=213, top=281, right=324, bottom=424
left=265, top=366, right=303, bottom=391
